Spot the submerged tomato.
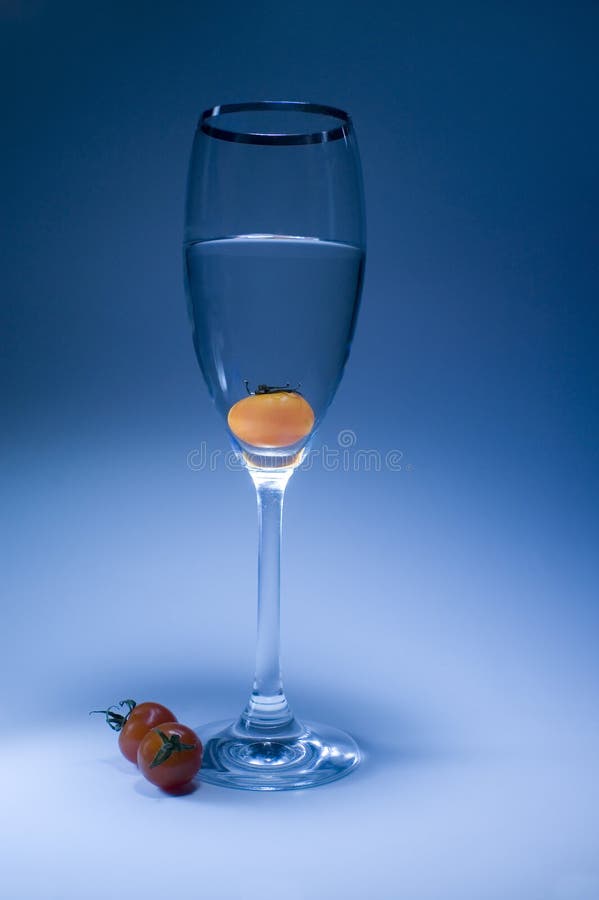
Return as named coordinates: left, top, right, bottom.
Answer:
left=137, top=723, right=203, bottom=790
left=91, top=700, right=177, bottom=764
left=228, top=389, right=315, bottom=448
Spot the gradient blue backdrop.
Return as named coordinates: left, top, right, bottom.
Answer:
left=2, top=2, right=598, bottom=899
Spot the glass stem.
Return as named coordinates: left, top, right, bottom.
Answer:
left=241, top=467, right=294, bottom=730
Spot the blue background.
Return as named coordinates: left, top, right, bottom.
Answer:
left=2, top=2, right=598, bottom=898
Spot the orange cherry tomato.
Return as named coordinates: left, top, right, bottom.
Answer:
left=228, top=390, right=315, bottom=448
left=137, top=723, right=203, bottom=790
left=91, top=699, right=177, bottom=764
left=118, top=702, right=177, bottom=764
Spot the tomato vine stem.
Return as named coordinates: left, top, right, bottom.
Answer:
left=89, top=699, right=137, bottom=731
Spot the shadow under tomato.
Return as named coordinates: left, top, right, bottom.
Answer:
left=133, top=776, right=201, bottom=799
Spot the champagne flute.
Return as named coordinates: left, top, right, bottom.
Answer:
left=184, top=101, right=366, bottom=790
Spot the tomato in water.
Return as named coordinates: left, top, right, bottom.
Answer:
left=227, top=386, right=315, bottom=448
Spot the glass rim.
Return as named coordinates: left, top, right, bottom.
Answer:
left=199, top=100, right=352, bottom=146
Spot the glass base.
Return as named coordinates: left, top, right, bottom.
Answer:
left=195, top=716, right=360, bottom=791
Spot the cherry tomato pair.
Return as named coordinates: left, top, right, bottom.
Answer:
left=91, top=699, right=202, bottom=790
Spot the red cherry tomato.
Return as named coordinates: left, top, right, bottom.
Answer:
left=137, top=723, right=203, bottom=790
left=91, top=700, right=177, bottom=764
left=118, top=702, right=177, bottom=764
